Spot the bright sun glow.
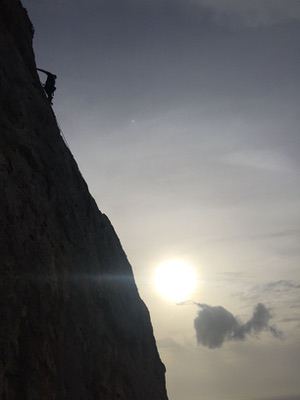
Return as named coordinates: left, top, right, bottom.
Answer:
left=154, top=259, right=197, bottom=303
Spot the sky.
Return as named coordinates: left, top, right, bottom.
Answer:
left=22, top=1, right=300, bottom=399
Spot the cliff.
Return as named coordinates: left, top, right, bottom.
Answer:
left=0, top=1, right=168, bottom=399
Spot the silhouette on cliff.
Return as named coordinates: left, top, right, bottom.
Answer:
left=37, top=68, right=57, bottom=104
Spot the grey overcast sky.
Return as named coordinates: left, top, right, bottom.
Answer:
left=22, top=1, right=300, bottom=399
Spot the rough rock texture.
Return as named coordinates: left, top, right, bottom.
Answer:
left=0, top=1, right=168, bottom=399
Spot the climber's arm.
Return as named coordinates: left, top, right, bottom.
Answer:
left=37, top=68, right=50, bottom=75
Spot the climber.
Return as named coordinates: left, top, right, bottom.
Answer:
left=37, top=68, right=57, bottom=105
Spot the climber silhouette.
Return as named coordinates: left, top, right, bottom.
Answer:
left=37, top=68, right=57, bottom=105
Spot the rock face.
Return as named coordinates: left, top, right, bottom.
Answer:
left=0, top=1, right=168, bottom=399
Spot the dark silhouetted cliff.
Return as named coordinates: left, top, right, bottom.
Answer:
left=0, top=1, right=168, bottom=399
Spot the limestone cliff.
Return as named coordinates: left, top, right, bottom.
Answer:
left=0, top=1, right=168, bottom=399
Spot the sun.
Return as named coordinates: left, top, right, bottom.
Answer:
left=154, top=259, right=197, bottom=303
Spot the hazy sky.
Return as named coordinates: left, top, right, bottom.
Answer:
left=23, top=1, right=300, bottom=399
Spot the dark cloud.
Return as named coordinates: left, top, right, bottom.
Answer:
left=194, top=303, right=282, bottom=349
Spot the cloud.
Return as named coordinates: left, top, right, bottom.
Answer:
left=157, top=337, right=183, bottom=350
left=236, top=280, right=300, bottom=303
left=263, top=280, right=300, bottom=291
left=233, top=281, right=300, bottom=328
left=193, top=0, right=300, bottom=27
left=194, top=303, right=282, bottom=349
left=223, top=150, right=294, bottom=173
